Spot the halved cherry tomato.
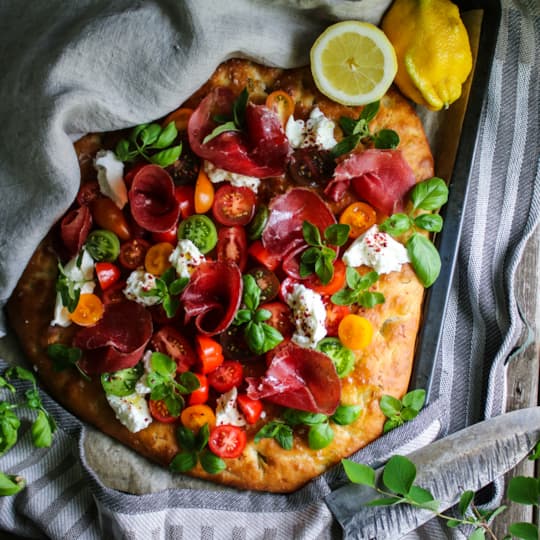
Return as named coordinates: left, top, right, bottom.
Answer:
left=217, top=226, right=247, bottom=271
left=306, top=259, right=347, bottom=296
left=237, top=394, right=263, bottom=424
left=288, top=148, right=335, bottom=188
left=151, top=326, right=197, bottom=373
left=195, top=334, right=224, bottom=374
left=212, top=185, right=256, bottom=226
left=118, top=238, right=151, bottom=270
left=101, top=280, right=126, bottom=304
left=265, top=90, right=295, bottom=127
left=194, top=168, right=214, bottom=214
left=149, top=398, right=180, bottom=424
left=95, top=262, right=121, bottom=291
left=70, top=293, right=104, bottom=327
left=162, top=107, right=193, bottom=131
left=324, top=301, right=351, bottom=337
left=208, top=425, right=247, bottom=459
left=188, top=374, right=209, bottom=405
left=339, top=202, right=377, bottom=238
left=207, top=361, right=243, bottom=393
left=260, top=302, right=294, bottom=339
left=248, top=240, right=281, bottom=272
left=219, top=325, right=255, bottom=361
left=180, top=404, right=216, bottom=432
left=247, top=267, right=279, bottom=303
left=76, top=181, right=101, bottom=206
left=145, top=242, right=174, bottom=276
left=91, top=197, right=131, bottom=240
left=175, top=185, right=195, bottom=219
left=338, top=314, right=374, bottom=350
left=152, top=224, right=178, bottom=244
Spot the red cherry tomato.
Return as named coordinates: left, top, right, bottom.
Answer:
left=208, top=425, right=247, bottom=459
left=174, top=185, right=195, bottom=220
left=207, top=361, right=243, bottom=393
left=260, top=301, right=294, bottom=339
left=151, top=326, right=197, bottom=373
left=237, top=394, right=263, bottom=424
left=95, top=262, right=121, bottom=291
left=118, top=238, right=151, bottom=270
left=188, top=374, right=209, bottom=405
left=91, top=197, right=131, bottom=241
left=212, top=185, right=256, bottom=226
left=288, top=148, right=335, bottom=188
left=248, top=240, right=281, bottom=272
left=149, top=398, right=179, bottom=423
left=305, top=259, right=347, bottom=296
left=124, top=163, right=146, bottom=189
left=76, top=181, right=101, bottom=206
left=324, top=301, right=351, bottom=337
left=195, top=334, right=224, bottom=374
left=152, top=224, right=178, bottom=244
left=217, top=226, right=247, bottom=271
left=246, top=267, right=280, bottom=303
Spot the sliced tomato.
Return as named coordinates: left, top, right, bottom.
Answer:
left=248, top=240, right=281, bottom=272
left=174, top=185, right=195, bottom=219
left=306, top=259, right=347, bottom=296
left=324, top=301, right=351, bottom=337
left=194, top=168, right=214, bottom=214
left=162, top=107, right=193, bottom=132
left=151, top=326, right=197, bottom=373
left=247, top=267, right=279, bottom=303
left=217, top=226, right=247, bottom=271
left=339, top=201, right=377, bottom=238
left=91, top=197, right=131, bottom=240
left=188, top=373, right=209, bottom=405
left=149, top=398, right=180, bottom=423
left=212, top=185, right=256, bottom=226
left=219, top=325, right=255, bottom=361
left=180, top=404, right=216, bottom=432
left=118, top=238, right=151, bottom=270
left=237, top=394, right=263, bottom=424
left=265, top=90, right=295, bottom=128
left=207, top=361, right=243, bottom=393
left=144, top=242, right=174, bottom=276
left=70, top=293, right=104, bottom=327
left=95, top=262, right=121, bottom=291
left=208, top=425, right=247, bottom=459
left=260, top=301, right=294, bottom=339
left=195, top=334, right=224, bottom=374
left=76, top=181, right=101, bottom=206
left=152, top=224, right=178, bottom=244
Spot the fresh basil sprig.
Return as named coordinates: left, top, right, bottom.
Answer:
left=331, top=267, right=385, bottom=308
left=254, top=420, right=294, bottom=450
left=379, top=389, right=426, bottom=433
left=300, top=221, right=350, bottom=284
left=233, top=274, right=283, bottom=355
left=203, top=88, right=249, bottom=144
left=331, top=101, right=400, bottom=158
left=143, top=267, right=188, bottom=318
left=115, top=121, right=182, bottom=167
left=46, top=343, right=90, bottom=381
left=379, top=177, right=449, bottom=288
left=170, top=423, right=226, bottom=475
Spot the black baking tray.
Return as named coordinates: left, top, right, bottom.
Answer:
left=409, top=0, right=501, bottom=402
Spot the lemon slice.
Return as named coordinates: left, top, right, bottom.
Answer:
left=310, top=21, right=397, bottom=106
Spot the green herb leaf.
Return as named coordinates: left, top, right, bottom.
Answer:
left=254, top=420, right=293, bottom=450
left=331, top=404, right=362, bottom=425
left=169, top=451, right=198, bottom=472
left=115, top=139, right=131, bottom=161
left=529, top=441, right=540, bottom=461
left=195, top=423, right=210, bottom=452
left=379, top=213, right=412, bottom=236
left=303, top=221, right=323, bottom=247
left=410, top=177, right=448, bottom=211
left=406, top=233, right=441, bottom=288
left=139, top=123, right=162, bottom=146
left=149, top=144, right=182, bottom=167
left=330, top=134, right=361, bottom=158
left=315, top=255, right=334, bottom=285
left=283, top=409, right=327, bottom=426
left=324, top=224, right=350, bottom=247
left=382, top=455, right=416, bottom=496
left=366, top=496, right=402, bottom=506
left=507, top=476, right=540, bottom=505
left=342, top=459, right=376, bottom=487
left=0, top=472, right=26, bottom=496
left=203, top=121, right=240, bottom=144
left=458, top=490, right=475, bottom=516
left=0, top=377, right=15, bottom=394
left=0, top=407, right=20, bottom=456
left=374, top=129, right=399, bottom=149
left=47, top=343, right=83, bottom=372
left=234, top=309, right=253, bottom=325
left=233, top=88, right=249, bottom=128
left=401, top=389, right=426, bottom=411
left=407, top=485, right=437, bottom=508
left=199, top=448, right=226, bottom=474
left=360, top=101, right=380, bottom=122
left=414, top=213, right=443, bottom=233
left=169, top=277, right=189, bottom=296
left=56, top=262, right=81, bottom=312
left=379, top=395, right=402, bottom=417
left=176, top=425, right=196, bottom=452
left=242, top=274, right=261, bottom=311
left=150, top=352, right=176, bottom=375
left=359, top=291, right=385, bottom=309
left=467, top=528, right=487, bottom=540
left=308, top=421, right=334, bottom=450
left=508, top=522, right=539, bottom=540
left=151, top=121, right=178, bottom=149
left=5, top=366, right=36, bottom=385
left=259, top=323, right=283, bottom=352
left=31, top=409, right=55, bottom=448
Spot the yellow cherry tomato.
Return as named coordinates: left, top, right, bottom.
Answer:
left=339, top=202, right=377, bottom=238
left=144, top=242, right=174, bottom=276
left=194, top=168, right=215, bottom=214
left=70, top=293, right=104, bottom=327
left=338, top=314, right=374, bottom=350
left=180, top=404, right=216, bottom=433
left=265, top=90, right=295, bottom=127
left=162, top=107, right=193, bottom=131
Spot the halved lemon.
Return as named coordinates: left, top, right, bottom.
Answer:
left=310, top=21, right=398, bottom=106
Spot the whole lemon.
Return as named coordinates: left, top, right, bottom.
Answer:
left=381, top=0, right=473, bottom=110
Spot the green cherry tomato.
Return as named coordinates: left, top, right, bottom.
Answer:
left=85, top=229, right=120, bottom=262
left=316, top=337, right=355, bottom=378
left=177, top=215, right=217, bottom=254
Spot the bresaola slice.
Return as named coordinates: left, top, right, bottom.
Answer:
left=60, top=205, right=92, bottom=257
left=128, top=165, right=180, bottom=232
left=246, top=341, right=341, bottom=415
left=188, top=87, right=289, bottom=178
left=181, top=261, right=242, bottom=335
left=324, top=149, right=417, bottom=215
left=74, top=301, right=153, bottom=374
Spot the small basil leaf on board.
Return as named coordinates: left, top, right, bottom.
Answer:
left=47, top=343, right=83, bottom=372
left=331, top=404, right=362, bottom=425
left=358, top=291, right=385, bottom=309
left=169, top=451, right=198, bottom=472
left=302, top=221, right=322, bottom=246
left=199, top=449, right=226, bottom=474
left=330, top=134, right=361, bottom=158
left=379, top=394, right=402, bottom=417
left=414, top=213, right=443, bottom=233
left=308, top=422, right=334, bottom=450
left=139, top=123, right=162, bottom=146
left=401, top=389, right=426, bottom=411
left=150, top=352, right=176, bottom=375
left=176, top=425, right=196, bottom=452
left=410, top=177, right=448, bottom=211
left=360, top=100, right=380, bottom=122
left=379, top=213, right=411, bottom=236
left=152, top=121, right=178, bottom=149
left=324, top=224, right=350, bottom=246
left=338, top=117, right=358, bottom=136
left=5, top=366, right=36, bottom=385
left=149, top=144, right=182, bottom=167
left=374, top=129, right=399, bottom=149
left=406, top=233, right=441, bottom=288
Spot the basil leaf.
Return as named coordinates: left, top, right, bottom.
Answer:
left=342, top=459, right=376, bottom=487
left=330, top=134, right=361, bottom=158
left=379, top=395, right=402, bottom=417
left=115, top=139, right=131, bottom=161
left=178, top=371, right=201, bottom=394
left=358, top=271, right=380, bottom=289
left=169, top=451, right=198, bottom=472
left=24, top=388, right=41, bottom=410
left=233, top=88, right=249, bottom=128
left=315, top=255, right=334, bottom=285
left=401, top=389, right=426, bottom=411
left=150, top=352, right=176, bottom=375
left=374, top=129, right=399, bottom=149
left=330, top=288, right=357, bottom=306
left=406, top=233, right=441, bottom=287
left=382, top=455, right=416, bottom=496
left=101, top=366, right=141, bottom=397
left=358, top=291, right=385, bottom=309
left=359, top=101, right=380, bottom=123
left=338, top=117, right=357, bottom=136
left=0, top=377, right=15, bottom=394
left=0, top=472, right=26, bottom=496
left=47, top=343, right=83, bottom=372
left=324, top=224, right=350, bottom=247
left=196, top=423, right=210, bottom=452
left=302, top=221, right=322, bottom=247
left=5, top=366, right=36, bottom=385
left=254, top=308, right=271, bottom=323
left=130, top=123, right=149, bottom=143
left=301, top=246, right=320, bottom=265
left=234, top=309, right=253, bottom=325
left=284, top=409, right=327, bottom=426
left=139, top=123, right=162, bottom=146
left=56, top=265, right=81, bottom=313
left=31, top=409, right=55, bottom=448
left=203, top=121, right=240, bottom=144
left=254, top=421, right=293, bottom=450
left=199, top=449, right=226, bottom=474
left=151, top=121, right=178, bottom=149
left=345, top=266, right=363, bottom=289
left=245, top=321, right=265, bottom=354
left=331, top=404, right=362, bottom=425
left=242, top=274, right=261, bottom=311
left=383, top=417, right=403, bottom=433
left=176, top=425, right=196, bottom=451
left=379, top=213, right=411, bottom=236
left=0, top=408, right=20, bottom=456
left=169, top=277, right=189, bottom=296
left=308, top=422, right=334, bottom=450
left=164, top=394, right=183, bottom=418
left=149, top=144, right=182, bottom=167
left=410, top=177, right=448, bottom=211
left=400, top=407, right=419, bottom=421
left=316, top=337, right=355, bottom=378
left=414, top=213, right=443, bottom=233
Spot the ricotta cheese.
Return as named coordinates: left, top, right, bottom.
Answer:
left=94, top=150, right=127, bottom=209
left=285, top=107, right=337, bottom=150
left=204, top=160, right=260, bottom=193
left=123, top=269, right=161, bottom=306
left=106, top=393, right=152, bottom=433
left=215, top=387, right=246, bottom=427
left=342, top=225, right=410, bottom=274
left=285, top=283, right=327, bottom=349
left=169, top=239, right=206, bottom=279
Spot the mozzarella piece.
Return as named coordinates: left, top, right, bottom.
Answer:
left=94, top=150, right=127, bottom=209
left=106, top=393, right=152, bottom=433
left=285, top=107, right=337, bottom=150
left=204, top=160, right=260, bottom=193
left=215, top=387, right=246, bottom=427
left=343, top=225, right=410, bottom=275
left=123, top=269, right=161, bottom=306
left=169, top=239, right=206, bottom=279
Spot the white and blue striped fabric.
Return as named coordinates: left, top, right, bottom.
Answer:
left=0, top=1, right=538, bottom=538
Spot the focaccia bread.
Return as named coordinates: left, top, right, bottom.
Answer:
left=7, top=58, right=434, bottom=493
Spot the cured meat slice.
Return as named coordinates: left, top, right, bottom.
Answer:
left=60, top=205, right=92, bottom=257
left=188, top=87, right=289, bottom=178
left=324, top=149, right=417, bottom=215
left=128, top=165, right=180, bottom=233
left=74, top=300, right=153, bottom=374
left=262, top=187, right=336, bottom=257
left=181, top=261, right=242, bottom=335
left=245, top=341, right=341, bottom=415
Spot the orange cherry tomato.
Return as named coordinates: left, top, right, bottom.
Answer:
left=194, top=168, right=214, bottom=214
left=144, top=242, right=174, bottom=276
left=339, top=202, right=377, bottom=238
left=70, top=293, right=104, bottom=327
left=338, top=314, right=374, bottom=351
left=265, top=90, right=295, bottom=127
left=188, top=373, right=209, bottom=405
left=180, top=404, right=216, bottom=433
left=91, top=197, right=131, bottom=241
left=162, top=107, right=194, bottom=132
left=195, top=334, right=224, bottom=374
left=306, top=259, right=347, bottom=296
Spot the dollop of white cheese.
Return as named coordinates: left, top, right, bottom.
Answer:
left=204, top=160, right=260, bottom=193
left=285, top=107, right=337, bottom=150
left=342, top=225, right=410, bottom=274
left=106, top=393, right=152, bottom=433
left=123, top=269, right=161, bottom=306
left=169, top=239, right=206, bottom=279
left=215, top=387, right=246, bottom=427
left=94, top=150, right=127, bottom=209
left=51, top=250, right=96, bottom=327
left=285, top=283, right=327, bottom=349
